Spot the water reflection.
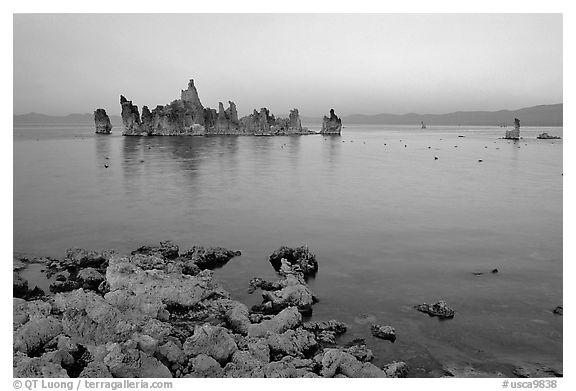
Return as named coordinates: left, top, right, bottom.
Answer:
left=322, top=135, right=342, bottom=172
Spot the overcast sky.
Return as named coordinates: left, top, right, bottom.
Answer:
left=13, top=13, right=562, bottom=117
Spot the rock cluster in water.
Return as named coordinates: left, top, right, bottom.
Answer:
left=320, top=109, right=343, bottom=135
left=120, top=80, right=324, bottom=137
left=13, top=242, right=408, bottom=378
left=414, top=301, right=455, bottom=319
left=537, top=132, right=561, bottom=140
left=94, top=109, right=112, bottom=134
left=504, top=118, right=521, bottom=140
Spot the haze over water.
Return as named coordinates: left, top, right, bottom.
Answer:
left=13, top=124, right=562, bottom=376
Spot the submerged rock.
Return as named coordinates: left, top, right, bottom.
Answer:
left=94, top=109, right=112, bottom=134
left=370, top=324, right=396, bottom=342
left=552, top=306, right=563, bottom=316
left=320, top=109, right=343, bottom=135
left=415, top=300, right=455, bottom=319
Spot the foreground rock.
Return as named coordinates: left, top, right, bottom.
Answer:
left=320, top=109, right=343, bottom=135
left=250, top=247, right=319, bottom=316
left=512, top=364, right=562, bottom=378
left=94, top=109, right=112, bottom=134
left=121, top=79, right=318, bottom=136
left=13, top=273, right=29, bottom=298
left=415, top=301, right=455, bottom=319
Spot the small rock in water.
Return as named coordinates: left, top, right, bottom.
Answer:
left=473, top=268, right=498, bottom=276
left=415, top=301, right=455, bottom=319
left=370, top=324, right=396, bottom=342
left=552, top=306, right=563, bottom=316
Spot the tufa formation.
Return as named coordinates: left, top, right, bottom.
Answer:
left=94, top=109, right=112, bottom=134
left=119, top=80, right=333, bottom=137
left=320, top=109, right=343, bottom=135
left=504, top=118, right=520, bottom=140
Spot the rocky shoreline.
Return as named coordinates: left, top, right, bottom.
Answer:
left=13, top=243, right=407, bottom=378
left=13, top=242, right=563, bottom=378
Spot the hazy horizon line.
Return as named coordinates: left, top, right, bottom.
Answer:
left=13, top=102, right=564, bottom=119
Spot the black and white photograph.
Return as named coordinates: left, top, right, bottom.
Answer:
left=5, top=3, right=571, bottom=388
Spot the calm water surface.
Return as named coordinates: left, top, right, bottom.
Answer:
left=13, top=124, right=563, bottom=376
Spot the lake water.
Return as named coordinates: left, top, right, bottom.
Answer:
left=13, top=123, right=563, bottom=376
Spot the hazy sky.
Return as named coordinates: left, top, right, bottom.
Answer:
left=13, top=14, right=562, bottom=117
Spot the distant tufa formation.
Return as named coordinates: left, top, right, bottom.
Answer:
left=94, top=109, right=112, bottom=134
left=537, top=132, right=561, bottom=140
left=320, top=109, right=342, bottom=135
left=504, top=118, right=520, bottom=140
left=119, top=80, right=336, bottom=136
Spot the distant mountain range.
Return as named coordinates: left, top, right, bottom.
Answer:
left=14, top=104, right=562, bottom=127
left=13, top=112, right=123, bottom=125
left=341, top=104, right=563, bottom=127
